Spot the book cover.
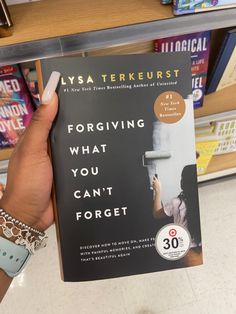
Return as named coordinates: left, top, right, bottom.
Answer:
left=20, top=63, right=40, bottom=107
left=0, top=64, right=35, bottom=148
left=173, top=0, right=236, bottom=15
left=154, top=31, right=211, bottom=109
left=207, top=29, right=236, bottom=94
left=39, top=53, right=202, bottom=282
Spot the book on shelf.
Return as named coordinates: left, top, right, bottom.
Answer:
left=37, top=52, right=203, bottom=282
left=20, top=62, right=40, bottom=107
left=160, top=0, right=172, bottom=4
left=154, top=31, right=211, bottom=109
left=173, top=0, right=236, bottom=15
left=207, top=29, right=236, bottom=94
left=0, top=64, right=35, bottom=148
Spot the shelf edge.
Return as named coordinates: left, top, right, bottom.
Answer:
left=1, top=8, right=236, bottom=65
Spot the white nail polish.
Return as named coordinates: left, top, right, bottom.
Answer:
left=41, top=71, right=61, bottom=104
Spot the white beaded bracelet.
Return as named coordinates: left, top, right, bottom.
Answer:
left=0, top=208, right=45, bottom=237
left=0, top=208, right=48, bottom=254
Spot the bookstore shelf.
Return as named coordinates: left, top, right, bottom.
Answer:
left=1, top=0, right=236, bottom=64
left=0, top=0, right=235, bottom=181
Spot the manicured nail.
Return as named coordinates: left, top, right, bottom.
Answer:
left=41, top=71, right=61, bottom=104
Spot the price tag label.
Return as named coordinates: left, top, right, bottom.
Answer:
left=155, top=224, right=191, bottom=261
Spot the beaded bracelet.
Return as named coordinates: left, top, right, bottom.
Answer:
left=0, top=208, right=48, bottom=254
left=0, top=208, right=45, bottom=237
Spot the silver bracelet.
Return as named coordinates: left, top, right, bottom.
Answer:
left=0, top=209, right=48, bottom=254
left=0, top=208, right=45, bottom=237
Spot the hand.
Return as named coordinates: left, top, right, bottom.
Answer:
left=152, top=176, right=161, bottom=194
left=0, top=93, right=58, bottom=232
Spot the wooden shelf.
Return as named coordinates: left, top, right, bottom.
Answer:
left=1, top=0, right=236, bottom=64
left=2, top=0, right=170, bottom=46
left=198, top=152, right=236, bottom=181
left=194, top=84, right=236, bottom=118
left=207, top=152, right=236, bottom=174
left=4, top=0, right=172, bottom=46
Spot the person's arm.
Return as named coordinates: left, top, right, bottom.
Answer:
left=152, top=176, right=168, bottom=219
left=0, top=72, right=59, bottom=302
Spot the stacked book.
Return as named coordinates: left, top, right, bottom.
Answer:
left=160, top=0, right=236, bottom=15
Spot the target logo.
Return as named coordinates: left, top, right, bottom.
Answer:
left=155, top=224, right=191, bottom=261
left=169, top=229, right=177, bottom=237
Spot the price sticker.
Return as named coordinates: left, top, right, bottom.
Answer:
left=155, top=224, right=191, bottom=261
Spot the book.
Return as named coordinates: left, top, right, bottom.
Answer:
left=207, top=29, right=236, bottom=94
left=154, top=31, right=211, bottom=109
left=161, top=0, right=172, bottom=4
left=173, top=0, right=236, bottom=15
left=0, top=64, right=35, bottom=148
left=20, top=62, right=40, bottom=107
left=38, top=53, right=203, bottom=282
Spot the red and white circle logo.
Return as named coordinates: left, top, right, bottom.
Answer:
left=169, top=229, right=177, bottom=237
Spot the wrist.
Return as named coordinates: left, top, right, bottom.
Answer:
left=0, top=196, right=43, bottom=232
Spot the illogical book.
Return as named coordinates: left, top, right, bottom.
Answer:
left=173, top=0, right=236, bottom=15
left=0, top=64, right=35, bottom=148
left=38, top=53, right=203, bottom=281
left=154, top=31, right=211, bottom=109
left=207, top=29, right=236, bottom=94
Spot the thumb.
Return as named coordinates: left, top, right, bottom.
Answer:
left=26, top=93, right=58, bottom=146
left=19, top=72, right=61, bottom=152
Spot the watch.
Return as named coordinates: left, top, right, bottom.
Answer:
left=0, top=236, right=31, bottom=277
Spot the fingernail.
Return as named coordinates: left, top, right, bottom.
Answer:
left=42, top=71, right=61, bottom=104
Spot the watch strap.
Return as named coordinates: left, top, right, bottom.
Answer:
left=0, top=236, right=31, bottom=277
